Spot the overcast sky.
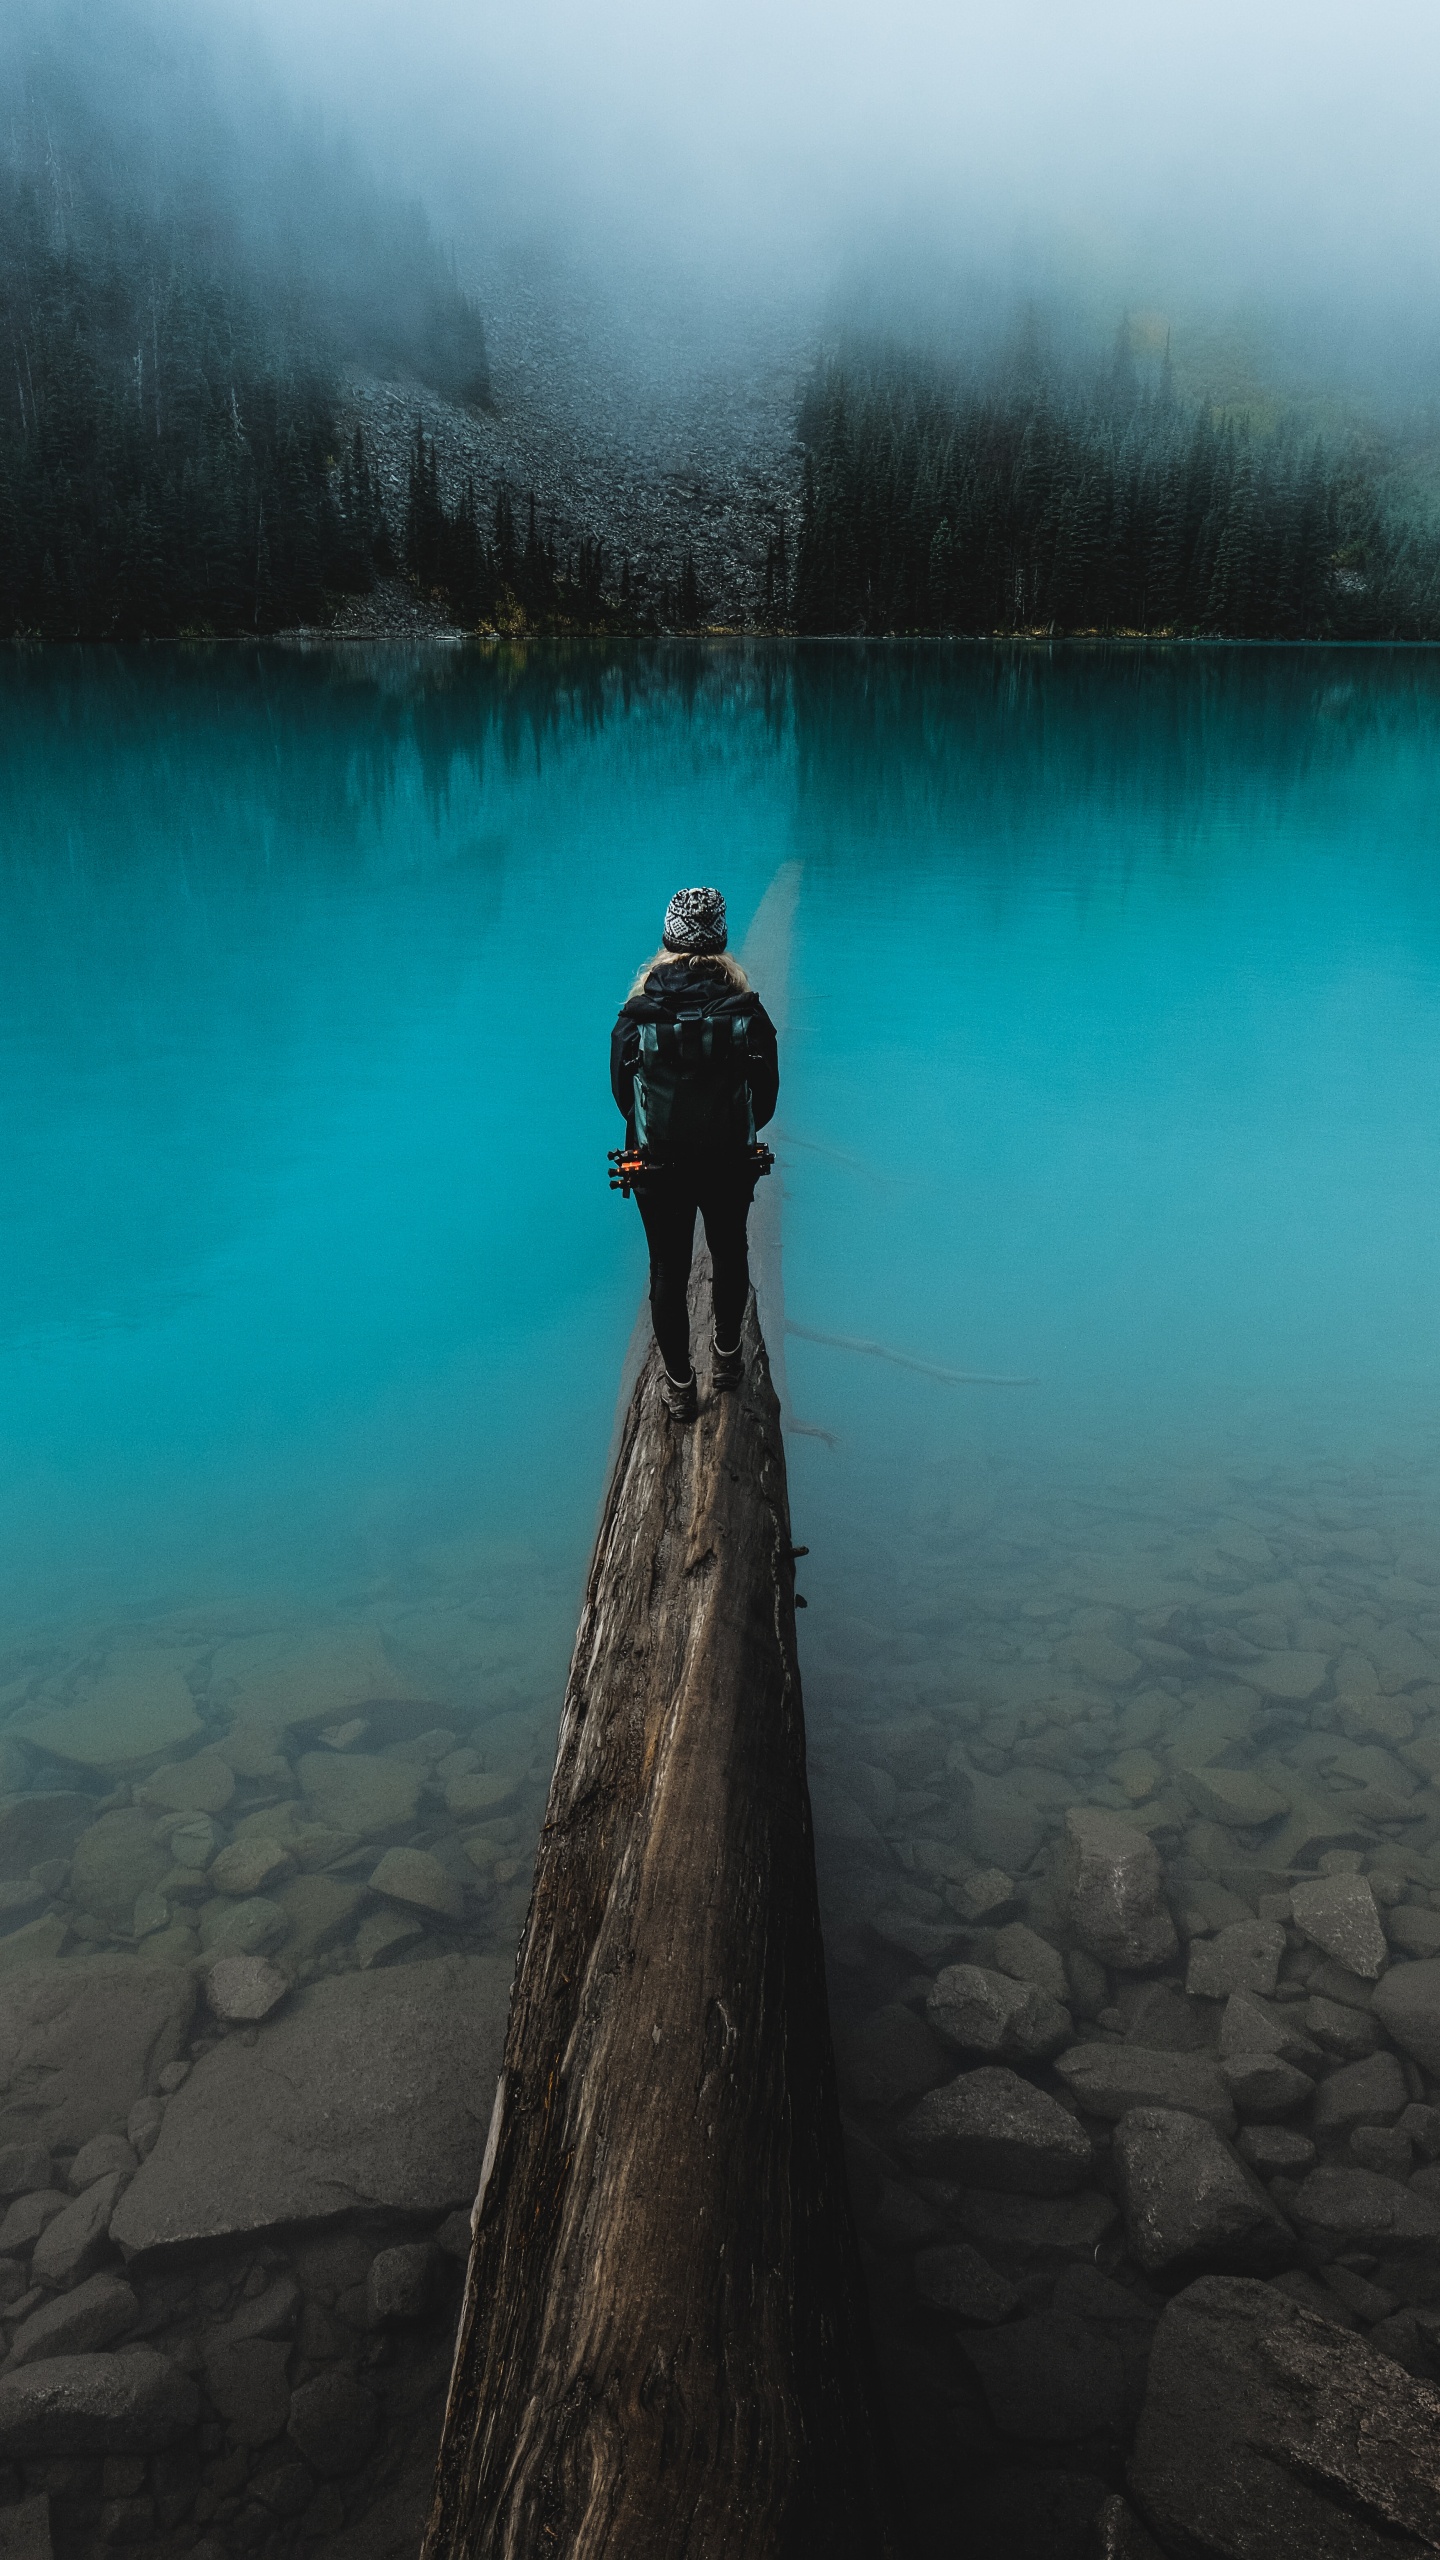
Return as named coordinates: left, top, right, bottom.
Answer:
left=216, top=0, right=1439, bottom=317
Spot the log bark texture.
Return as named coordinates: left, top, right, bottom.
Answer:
left=424, top=1293, right=901, bottom=2560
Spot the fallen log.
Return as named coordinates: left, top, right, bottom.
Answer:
left=423, top=1294, right=902, bottom=2560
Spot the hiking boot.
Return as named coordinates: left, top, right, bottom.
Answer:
left=660, top=1365, right=698, bottom=1422
left=711, top=1334, right=744, bottom=1390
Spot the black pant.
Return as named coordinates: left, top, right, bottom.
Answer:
left=635, top=1159, right=758, bottom=1380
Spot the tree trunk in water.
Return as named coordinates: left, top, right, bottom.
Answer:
left=423, top=1293, right=901, bottom=2560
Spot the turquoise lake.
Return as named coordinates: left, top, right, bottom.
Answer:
left=6, top=641, right=1440, bottom=1685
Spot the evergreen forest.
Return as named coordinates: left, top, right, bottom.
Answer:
left=792, top=333, right=1440, bottom=638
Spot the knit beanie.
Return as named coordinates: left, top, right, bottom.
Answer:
left=662, top=886, right=727, bottom=954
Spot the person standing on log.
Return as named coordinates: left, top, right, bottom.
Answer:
left=611, top=886, right=779, bottom=1422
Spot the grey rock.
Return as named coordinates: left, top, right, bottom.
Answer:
left=1310, top=2050, right=1410, bottom=2134
left=366, top=2242, right=439, bottom=2326
left=1350, top=2125, right=1412, bottom=2175
left=297, top=1751, right=423, bottom=1843
left=31, top=2172, right=128, bottom=2289
left=205, top=1956, right=289, bottom=2024
left=210, top=2274, right=301, bottom=2345
left=1237, top=2125, right=1316, bottom=2176
left=1307, top=1957, right=1379, bottom=2011
left=1219, top=1991, right=1323, bottom=2072
left=956, top=2188, right=1118, bottom=2266
left=1220, top=2053, right=1315, bottom=2119
left=1186, top=1920, right=1287, bottom=2002
left=1055, top=2044, right=1236, bottom=2133
left=368, top=1846, right=466, bottom=1922
left=125, top=2099, right=164, bottom=2163
left=111, top=1956, right=510, bottom=2250
left=1115, top=2109, right=1296, bottom=2278
left=1290, top=2165, right=1440, bottom=2247
left=1386, top=1905, right=1440, bottom=1958
left=925, top=1963, right=1071, bottom=2062
left=0, top=1795, right=91, bottom=1878
left=66, top=1811, right=171, bottom=1934
left=1120, top=1981, right=1213, bottom=2053
left=834, top=2003, right=951, bottom=2109
left=895, top=2066, right=1092, bottom=2194
left=867, top=1909, right=969, bottom=1970
left=1128, top=2274, right=1440, bottom=2558
left=911, top=2241, right=1021, bottom=2325
left=992, top=1921, right=1068, bottom=2004
left=0, top=1959, right=194, bottom=2151
left=972, top=2470, right=1111, bottom=2559
left=1373, top=1957, right=1440, bottom=2076
left=197, top=1895, right=289, bottom=1959
left=947, top=1867, right=1016, bottom=1924
left=1178, top=1766, right=1290, bottom=1828
left=287, top=2370, right=379, bottom=2476
left=0, top=2349, right=199, bottom=2454
left=1091, top=2493, right=1165, bottom=2559
left=435, top=2209, right=471, bottom=2262
left=0, top=2148, right=51, bottom=2201
left=0, top=2496, right=52, bottom=2560
left=0, top=2189, right=66, bottom=2250
left=963, top=1775, right=1053, bottom=1873
left=962, top=2308, right=1129, bottom=2439
left=1400, top=2101, right=1440, bottom=2158
left=1290, top=1875, right=1388, bottom=1980
left=68, top=2136, right=137, bottom=2192
left=1303, top=1994, right=1382, bottom=2060
left=201, top=2336, right=291, bottom=2446
left=1061, top=1808, right=1178, bottom=1972
left=1066, top=1948, right=1109, bottom=2018
left=5, top=2273, right=138, bottom=2368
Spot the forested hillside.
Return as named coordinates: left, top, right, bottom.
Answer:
left=792, top=332, right=1440, bottom=638
left=0, top=0, right=489, bottom=638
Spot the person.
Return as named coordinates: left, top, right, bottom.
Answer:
left=611, top=886, right=779, bottom=1421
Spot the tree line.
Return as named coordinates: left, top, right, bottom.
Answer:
left=789, top=330, right=1440, bottom=639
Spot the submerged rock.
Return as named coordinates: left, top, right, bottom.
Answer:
left=5, top=2271, right=139, bottom=2367
left=0, top=1959, right=194, bottom=2151
left=1055, top=2044, right=1236, bottom=2133
left=911, top=2240, right=1021, bottom=2325
left=1114, top=2109, right=1296, bottom=2279
left=1373, top=1956, right=1440, bottom=2074
left=1185, top=1919, right=1286, bottom=2002
left=925, top=1962, right=1071, bottom=2061
left=69, top=1811, right=170, bottom=1935
left=16, top=1657, right=202, bottom=1771
left=111, top=1955, right=510, bottom=2250
left=1128, top=2274, right=1440, bottom=2557
left=896, top=2065, right=1093, bottom=2193
left=0, top=2349, right=199, bottom=2454
left=962, top=2309, right=1130, bottom=2440
left=1290, top=1874, right=1388, bottom=1979
left=1061, top=1809, right=1178, bottom=1972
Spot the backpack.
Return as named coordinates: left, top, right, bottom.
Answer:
left=632, top=998, right=758, bottom=1150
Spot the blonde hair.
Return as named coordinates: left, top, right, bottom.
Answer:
left=626, top=946, right=751, bottom=1001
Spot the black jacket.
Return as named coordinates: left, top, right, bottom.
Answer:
left=610, top=960, right=779, bottom=1147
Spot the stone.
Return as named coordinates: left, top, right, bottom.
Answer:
left=1115, top=2109, right=1296, bottom=2278
left=962, top=2308, right=1130, bottom=2439
left=69, top=1813, right=169, bottom=1936
left=0, top=2497, right=52, bottom=2560
left=1169, top=1878, right=1257, bottom=1941
left=273, top=1875, right=366, bottom=1960
left=1128, top=2274, right=1440, bottom=2558
left=1219, top=1991, right=1323, bottom=2071
left=1055, top=2044, right=1236, bottom=2133
left=1367, top=1625, right=1440, bottom=1692
left=126, top=2099, right=163, bottom=2162
left=0, top=2148, right=52, bottom=2201
left=1400, top=2100, right=1440, bottom=2157
left=1290, top=2166, right=1440, bottom=2247
left=1373, top=1957, right=1440, bottom=2075
left=1350, top=2125, right=1412, bottom=2175
left=1220, top=2054, right=1315, bottom=2119
left=0, top=1795, right=92, bottom=1877
left=286, top=2371, right=379, bottom=2477
left=207, top=1839, right=294, bottom=1897
left=231, top=1802, right=357, bottom=1870
left=992, top=1921, right=1068, bottom=2003
left=111, top=1956, right=510, bottom=2250
left=68, top=2136, right=137, bottom=2192
left=1310, top=2050, right=1410, bottom=2134
left=138, top=1756, right=234, bottom=1817
left=1091, top=2494, right=1165, bottom=2559
left=365, top=2242, right=438, bottom=2326
left=1234, top=1652, right=1330, bottom=1704
left=925, top=1963, right=1070, bottom=2062
left=1270, top=1796, right=1378, bottom=1871
left=296, top=1752, right=423, bottom=1843
left=205, top=1957, right=289, bottom=2024
left=834, top=2004, right=952, bottom=2109
left=17, top=1659, right=202, bottom=1771
left=218, top=1626, right=436, bottom=1735
left=1111, top=1750, right=1163, bottom=1804
left=1066, top=1948, right=1109, bottom=2018
left=443, top=1770, right=524, bottom=1821
left=1118, top=1981, right=1212, bottom=2053
left=1063, top=1632, right=1143, bottom=1688
left=1303, top=1994, right=1382, bottom=2060
left=956, top=2188, right=1118, bottom=2266
left=0, top=1960, right=194, bottom=2152
left=435, top=2210, right=471, bottom=2262
left=948, top=1867, right=1016, bottom=1924
left=961, top=1776, right=1054, bottom=1873
left=210, top=2275, right=301, bottom=2346
left=972, top=2470, right=1112, bottom=2559
left=1178, top=1767, right=1290, bottom=1828
left=1061, top=1808, right=1177, bottom=1972
left=197, top=1897, right=289, bottom=1959
left=1186, top=1920, right=1286, bottom=2002
left=1385, top=1905, right=1440, bottom=1958
left=368, top=1847, right=465, bottom=1924
left=201, top=2337, right=291, bottom=2446
left=5, top=2273, right=139, bottom=2368
left=354, top=1910, right=424, bottom=1968
left=158, top=1813, right=219, bottom=1870
left=895, top=2066, right=1092, bottom=2193
left=1237, top=2125, right=1316, bottom=2176
left=1289, top=1875, right=1388, bottom=1979
left=911, top=2241, right=1021, bottom=2325
left=0, top=2349, right=198, bottom=2453
left=214, top=1722, right=291, bottom=1782
left=31, top=2172, right=128, bottom=2289
left=0, top=2190, right=67, bottom=2249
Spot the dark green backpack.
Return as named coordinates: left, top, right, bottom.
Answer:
left=633, top=1001, right=758, bottom=1150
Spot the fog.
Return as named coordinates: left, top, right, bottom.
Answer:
left=202, top=0, right=1440, bottom=380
